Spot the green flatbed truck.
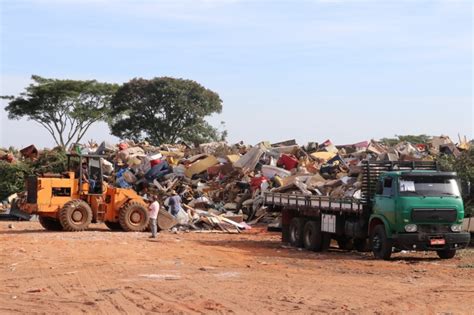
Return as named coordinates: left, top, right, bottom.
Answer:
left=264, top=161, right=471, bottom=260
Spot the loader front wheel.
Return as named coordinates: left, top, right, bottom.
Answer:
left=38, top=216, right=63, bottom=231
left=119, top=201, right=149, bottom=232
left=59, top=200, right=92, bottom=231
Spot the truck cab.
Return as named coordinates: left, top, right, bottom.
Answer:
left=369, top=170, right=470, bottom=259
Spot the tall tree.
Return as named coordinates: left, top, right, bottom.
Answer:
left=109, top=77, right=223, bottom=145
left=2, top=75, right=118, bottom=148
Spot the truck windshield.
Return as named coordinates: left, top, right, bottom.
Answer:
left=399, top=176, right=460, bottom=197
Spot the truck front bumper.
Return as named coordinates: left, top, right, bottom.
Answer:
left=394, top=232, right=471, bottom=251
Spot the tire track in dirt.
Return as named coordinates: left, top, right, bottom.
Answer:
left=348, top=282, right=474, bottom=314
left=1, top=222, right=473, bottom=314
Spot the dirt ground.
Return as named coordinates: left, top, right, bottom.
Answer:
left=0, top=222, right=473, bottom=314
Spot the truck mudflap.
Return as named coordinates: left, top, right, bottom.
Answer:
left=394, top=232, right=471, bottom=251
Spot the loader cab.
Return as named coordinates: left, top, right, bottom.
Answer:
left=67, top=154, right=104, bottom=195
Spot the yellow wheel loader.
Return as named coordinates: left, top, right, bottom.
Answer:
left=17, top=154, right=149, bottom=232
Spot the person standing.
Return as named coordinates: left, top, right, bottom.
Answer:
left=167, top=190, right=183, bottom=217
left=148, top=195, right=160, bottom=238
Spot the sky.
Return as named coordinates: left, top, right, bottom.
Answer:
left=0, top=0, right=472, bottom=149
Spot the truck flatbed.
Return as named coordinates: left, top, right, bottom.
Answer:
left=264, top=192, right=362, bottom=214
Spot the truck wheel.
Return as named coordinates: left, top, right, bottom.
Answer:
left=38, top=216, right=63, bottom=231
left=371, top=225, right=392, bottom=260
left=104, top=221, right=123, bottom=231
left=119, top=201, right=149, bottom=232
left=303, top=220, right=323, bottom=251
left=59, top=200, right=92, bottom=231
left=289, top=217, right=305, bottom=248
left=337, top=237, right=353, bottom=250
left=436, top=249, right=456, bottom=259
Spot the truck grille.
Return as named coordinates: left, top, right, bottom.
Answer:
left=411, top=208, right=457, bottom=223
left=417, top=224, right=451, bottom=233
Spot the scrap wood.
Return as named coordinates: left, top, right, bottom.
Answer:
left=187, top=204, right=245, bottom=229
left=12, top=134, right=470, bottom=230
left=153, top=178, right=179, bottom=193
left=248, top=213, right=266, bottom=225
left=184, top=203, right=243, bottom=233
left=219, top=216, right=246, bottom=230
left=193, top=230, right=230, bottom=234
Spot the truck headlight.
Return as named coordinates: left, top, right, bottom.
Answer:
left=405, top=224, right=417, bottom=232
left=451, top=224, right=462, bottom=232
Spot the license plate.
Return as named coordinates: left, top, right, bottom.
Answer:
left=430, top=238, right=445, bottom=245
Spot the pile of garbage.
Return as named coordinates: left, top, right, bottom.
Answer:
left=0, top=135, right=471, bottom=231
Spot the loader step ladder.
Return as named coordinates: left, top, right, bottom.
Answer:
left=95, top=197, right=107, bottom=222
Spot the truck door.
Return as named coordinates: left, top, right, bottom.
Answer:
left=373, top=176, right=397, bottom=231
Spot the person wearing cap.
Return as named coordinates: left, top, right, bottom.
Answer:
left=167, top=190, right=183, bottom=217
left=148, top=195, right=160, bottom=238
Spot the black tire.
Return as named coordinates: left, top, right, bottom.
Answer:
left=320, top=233, right=331, bottom=252
left=289, top=217, right=305, bottom=248
left=437, top=249, right=456, bottom=259
left=119, top=201, right=149, bottom=232
left=59, top=200, right=92, bottom=231
left=354, top=238, right=371, bottom=252
left=38, top=216, right=63, bottom=231
left=337, top=237, right=354, bottom=250
left=303, top=220, right=323, bottom=251
left=371, top=225, right=392, bottom=260
left=104, top=221, right=123, bottom=231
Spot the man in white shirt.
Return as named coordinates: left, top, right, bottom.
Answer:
left=148, top=195, right=160, bottom=238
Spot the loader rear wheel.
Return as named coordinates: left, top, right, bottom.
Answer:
left=59, top=200, right=92, bottom=231
left=119, top=201, right=149, bottom=232
left=38, top=216, right=63, bottom=231
left=104, top=221, right=123, bottom=231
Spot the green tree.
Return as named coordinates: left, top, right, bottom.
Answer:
left=109, top=77, right=223, bottom=145
left=380, top=134, right=431, bottom=146
left=0, top=161, right=31, bottom=201
left=3, top=75, right=118, bottom=148
left=28, top=148, right=68, bottom=174
left=0, top=149, right=67, bottom=201
left=439, top=148, right=474, bottom=217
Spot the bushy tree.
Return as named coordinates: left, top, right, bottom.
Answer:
left=380, top=134, right=431, bottom=146
left=0, top=161, right=31, bottom=201
left=109, top=77, right=223, bottom=145
left=439, top=148, right=474, bottom=217
left=3, top=75, right=118, bottom=148
left=28, top=149, right=68, bottom=174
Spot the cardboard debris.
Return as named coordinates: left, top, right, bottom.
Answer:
left=311, top=151, right=336, bottom=161
left=234, top=143, right=268, bottom=172
left=184, top=155, right=219, bottom=178
left=2, top=133, right=471, bottom=231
